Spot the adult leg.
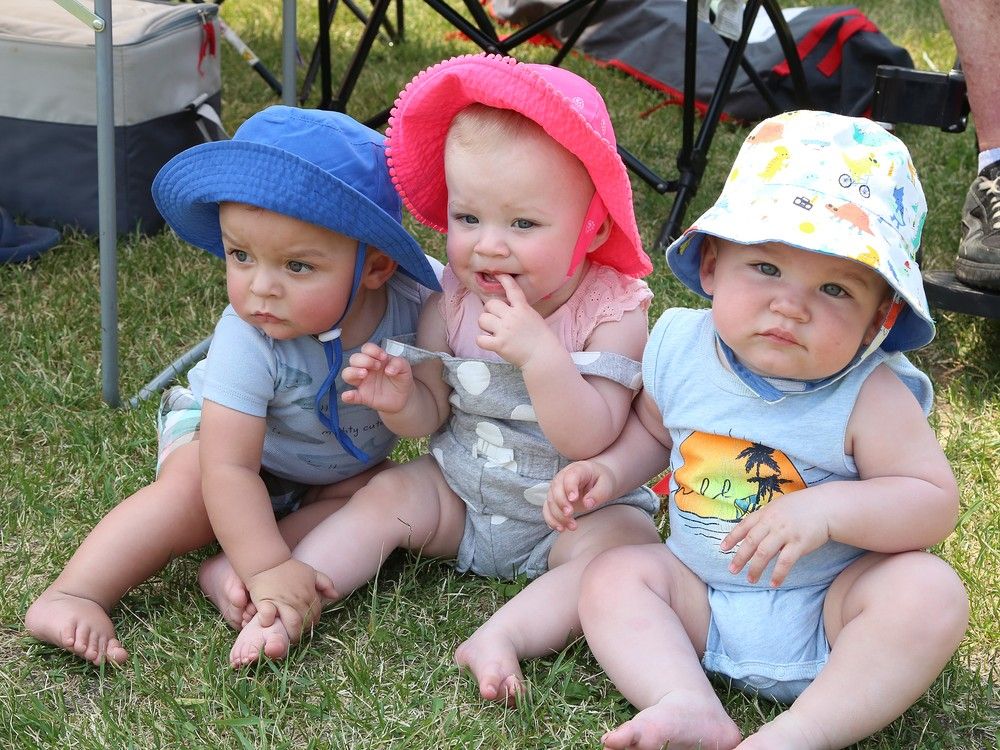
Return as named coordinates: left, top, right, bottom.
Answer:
left=454, top=505, right=659, bottom=704
left=738, top=551, right=968, bottom=749
left=230, top=455, right=467, bottom=666
left=940, top=0, right=1000, bottom=150
left=581, top=543, right=742, bottom=750
left=199, top=461, right=393, bottom=627
left=941, top=0, right=1000, bottom=288
left=25, top=442, right=216, bottom=664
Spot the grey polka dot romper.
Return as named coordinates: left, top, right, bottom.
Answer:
left=385, top=337, right=660, bottom=580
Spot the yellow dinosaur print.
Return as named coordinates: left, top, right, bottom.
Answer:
left=759, top=146, right=790, bottom=181
left=842, top=151, right=879, bottom=182
left=854, top=245, right=880, bottom=267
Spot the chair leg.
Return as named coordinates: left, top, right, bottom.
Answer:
left=656, top=0, right=808, bottom=250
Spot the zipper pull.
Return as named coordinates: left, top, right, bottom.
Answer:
left=198, top=10, right=217, bottom=76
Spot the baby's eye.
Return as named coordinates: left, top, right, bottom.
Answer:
left=512, top=218, right=535, bottom=230
left=754, top=262, right=779, bottom=277
left=287, top=260, right=313, bottom=274
left=228, top=249, right=250, bottom=263
left=820, top=283, right=848, bottom=298
left=455, top=214, right=479, bottom=226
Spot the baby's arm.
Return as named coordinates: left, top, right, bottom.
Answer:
left=546, top=389, right=672, bottom=531
left=199, top=400, right=331, bottom=640
left=479, top=274, right=648, bottom=459
left=723, top=364, right=959, bottom=586
left=342, top=296, right=452, bottom=437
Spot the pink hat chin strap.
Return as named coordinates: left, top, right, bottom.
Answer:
left=566, top=192, right=608, bottom=278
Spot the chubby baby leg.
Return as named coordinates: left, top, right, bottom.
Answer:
left=26, top=442, right=213, bottom=665
left=580, top=543, right=742, bottom=750
left=737, top=551, right=967, bottom=750
left=456, top=505, right=660, bottom=705
left=201, top=496, right=353, bottom=630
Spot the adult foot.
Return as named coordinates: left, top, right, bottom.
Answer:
left=454, top=629, right=525, bottom=706
left=601, top=690, right=742, bottom=750
left=229, top=612, right=291, bottom=668
left=198, top=554, right=250, bottom=629
left=25, top=589, right=129, bottom=665
left=955, top=160, right=1000, bottom=291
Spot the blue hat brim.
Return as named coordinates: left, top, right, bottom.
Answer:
left=152, top=139, right=441, bottom=292
left=0, top=207, right=61, bottom=264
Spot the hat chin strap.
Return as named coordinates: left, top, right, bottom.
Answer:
left=314, top=242, right=370, bottom=462
left=720, top=294, right=904, bottom=403
left=537, top=192, right=609, bottom=303
left=566, top=192, right=608, bottom=278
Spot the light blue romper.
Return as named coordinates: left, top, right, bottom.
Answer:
left=644, top=308, right=932, bottom=704
left=156, top=274, right=429, bottom=515
left=386, top=337, right=660, bottom=580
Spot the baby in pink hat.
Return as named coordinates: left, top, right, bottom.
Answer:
left=228, top=53, right=662, bottom=701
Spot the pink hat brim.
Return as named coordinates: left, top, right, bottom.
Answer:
left=385, top=54, right=652, bottom=278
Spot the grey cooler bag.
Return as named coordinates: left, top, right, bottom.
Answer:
left=0, top=0, right=223, bottom=235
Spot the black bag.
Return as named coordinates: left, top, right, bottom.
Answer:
left=493, top=1, right=914, bottom=122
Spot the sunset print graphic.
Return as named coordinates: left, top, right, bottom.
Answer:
left=673, top=432, right=806, bottom=520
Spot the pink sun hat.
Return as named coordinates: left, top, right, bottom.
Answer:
left=385, top=54, right=652, bottom=278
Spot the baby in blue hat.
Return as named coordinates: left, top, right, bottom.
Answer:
left=546, top=111, right=967, bottom=749
left=26, top=106, right=441, bottom=666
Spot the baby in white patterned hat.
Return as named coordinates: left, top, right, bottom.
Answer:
left=546, top=111, right=967, bottom=749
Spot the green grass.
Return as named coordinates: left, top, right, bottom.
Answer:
left=2, top=1, right=997, bottom=747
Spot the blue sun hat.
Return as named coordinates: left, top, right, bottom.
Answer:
left=153, top=106, right=441, bottom=460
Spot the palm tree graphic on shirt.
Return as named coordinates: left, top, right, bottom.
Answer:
left=736, top=442, right=794, bottom=516
left=673, top=432, right=805, bottom=521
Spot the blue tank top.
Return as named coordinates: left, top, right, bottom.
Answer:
left=644, top=308, right=933, bottom=590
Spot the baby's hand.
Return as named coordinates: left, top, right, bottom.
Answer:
left=544, top=461, right=612, bottom=532
left=721, top=492, right=831, bottom=587
left=477, top=274, right=557, bottom=368
left=245, top=559, right=333, bottom=642
left=341, top=342, right=414, bottom=414
left=240, top=575, right=336, bottom=630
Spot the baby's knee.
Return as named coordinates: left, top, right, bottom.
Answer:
left=883, top=552, right=969, bottom=637
left=350, top=470, right=405, bottom=511
left=579, top=545, right=655, bottom=609
left=583, top=545, right=635, bottom=582
left=916, top=556, right=969, bottom=638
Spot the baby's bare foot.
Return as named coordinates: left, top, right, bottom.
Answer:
left=601, top=690, right=742, bottom=750
left=25, top=589, right=129, bottom=665
left=198, top=554, right=250, bottom=629
left=229, top=612, right=291, bottom=668
left=454, top=629, right=525, bottom=706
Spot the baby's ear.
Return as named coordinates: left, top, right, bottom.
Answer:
left=362, top=248, right=398, bottom=289
left=862, top=294, right=896, bottom=346
left=586, top=215, right=614, bottom=254
left=699, top=237, right=719, bottom=295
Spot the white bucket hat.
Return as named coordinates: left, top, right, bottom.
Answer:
left=667, top=109, right=933, bottom=353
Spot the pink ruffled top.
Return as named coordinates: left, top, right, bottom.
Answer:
left=439, top=262, right=653, bottom=360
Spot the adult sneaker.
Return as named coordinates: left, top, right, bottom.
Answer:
left=955, top=160, right=1000, bottom=291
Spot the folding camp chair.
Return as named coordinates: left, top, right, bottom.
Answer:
left=309, top=0, right=607, bottom=124
left=51, top=0, right=218, bottom=407
left=636, top=0, right=810, bottom=250
left=872, top=61, right=1000, bottom=320
left=307, top=0, right=808, bottom=256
